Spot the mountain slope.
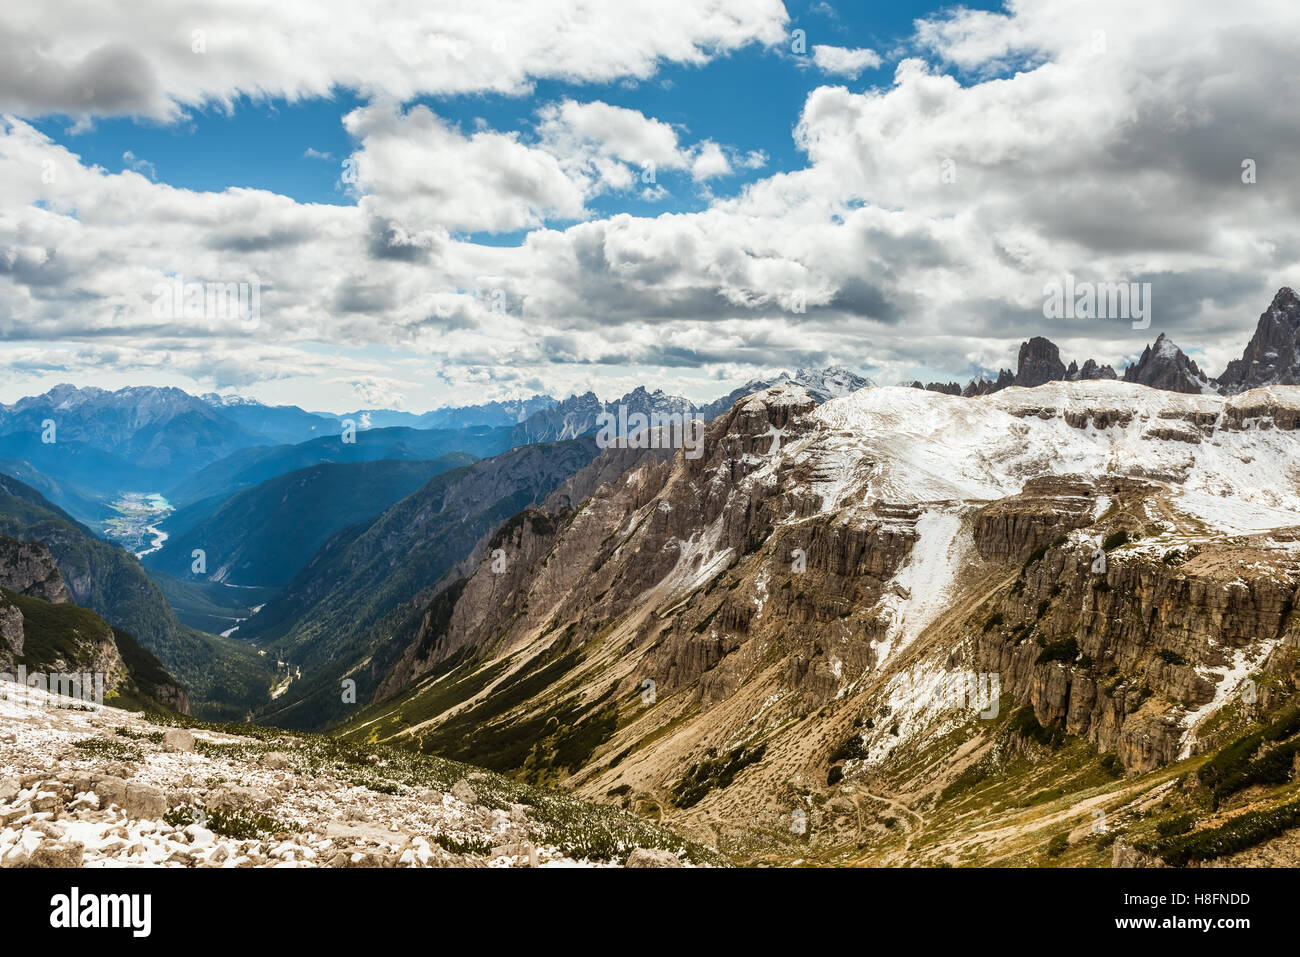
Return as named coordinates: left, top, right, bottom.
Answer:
left=338, top=380, right=1300, bottom=865
left=241, top=438, right=603, bottom=730
left=0, top=458, right=115, bottom=526
left=146, top=457, right=476, bottom=587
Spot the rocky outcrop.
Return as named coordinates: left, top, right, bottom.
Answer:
left=972, top=476, right=1099, bottom=562
left=1016, top=337, right=1069, bottom=388
left=1218, top=287, right=1300, bottom=392
left=1122, top=334, right=1214, bottom=394
left=919, top=339, right=1115, bottom=397
left=1067, top=358, right=1118, bottom=381
left=0, top=538, right=188, bottom=713
left=976, top=530, right=1300, bottom=772
left=0, top=536, right=72, bottom=604
left=963, top=369, right=1016, bottom=397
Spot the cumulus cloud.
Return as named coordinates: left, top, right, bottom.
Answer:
left=343, top=100, right=589, bottom=234
left=0, top=0, right=789, bottom=121
left=810, top=44, right=882, bottom=78
left=690, top=141, right=732, bottom=181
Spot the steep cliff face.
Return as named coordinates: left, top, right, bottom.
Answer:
left=973, top=488, right=1300, bottom=771
left=341, top=380, right=1300, bottom=865
left=0, top=535, right=72, bottom=604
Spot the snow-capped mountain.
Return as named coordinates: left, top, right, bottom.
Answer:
left=509, top=387, right=697, bottom=445
left=699, top=366, right=873, bottom=418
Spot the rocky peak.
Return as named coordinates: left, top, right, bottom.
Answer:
left=963, top=369, right=1015, bottom=397
left=1066, top=358, right=1118, bottom=381
left=1218, top=286, right=1300, bottom=392
left=1015, top=337, right=1068, bottom=388
left=1122, top=333, right=1214, bottom=394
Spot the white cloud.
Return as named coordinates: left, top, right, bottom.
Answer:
left=122, top=150, right=156, bottom=179
left=690, top=141, right=732, bottom=181
left=810, top=44, right=883, bottom=78
left=536, top=99, right=685, bottom=170
left=0, top=0, right=789, bottom=122
left=343, top=100, right=588, bottom=234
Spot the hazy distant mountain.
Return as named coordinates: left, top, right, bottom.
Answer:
left=509, top=387, right=697, bottom=446
left=0, top=457, right=111, bottom=525
left=199, top=393, right=336, bottom=445
left=0, top=385, right=266, bottom=486
left=416, top=394, right=557, bottom=429
left=146, top=457, right=476, bottom=587
left=0, top=385, right=327, bottom=505
left=166, top=426, right=501, bottom=507
left=314, top=394, right=558, bottom=432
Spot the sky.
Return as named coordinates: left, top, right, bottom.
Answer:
left=1, top=0, right=1297, bottom=412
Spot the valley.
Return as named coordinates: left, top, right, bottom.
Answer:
left=103, top=492, right=173, bottom=557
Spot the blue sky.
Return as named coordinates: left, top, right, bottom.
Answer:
left=30, top=2, right=1000, bottom=215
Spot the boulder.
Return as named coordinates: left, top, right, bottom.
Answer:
left=625, top=848, right=684, bottom=868
left=123, top=783, right=166, bottom=820
left=163, top=729, right=196, bottom=753
left=261, top=752, right=292, bottom=770
left=26, top=840, right=85, bottom=868
left=450, top=779, right=478, bottom=806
